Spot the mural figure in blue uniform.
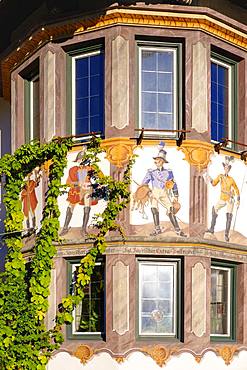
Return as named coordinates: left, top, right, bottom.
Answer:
left=141, top=142, right=186, bottom=237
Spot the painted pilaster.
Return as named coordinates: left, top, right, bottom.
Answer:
left=191, top=40, right=209, bottom=134
left=43, top=50, right=56, bottom=141
left=111, top=35, right=129, bottom=130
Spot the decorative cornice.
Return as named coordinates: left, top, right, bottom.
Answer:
left=72, top=345, right=246, bottom=366
left=1, top=6, right=246, bottom=100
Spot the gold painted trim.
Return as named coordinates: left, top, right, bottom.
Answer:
left=72, top=346, right=247, bottom=366
left=216, top=345, right=239, bottom=365
left=101, top=137, right=137, bottom=168
left=2, top=7, right=246, bottom=100
left=142, top=345, right=177, bottom=367
left=178, top=140, right=214, bottom=171
left=74, top=344, right=94, bottom=364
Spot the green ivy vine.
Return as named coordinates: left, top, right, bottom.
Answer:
left=0, top=136, right=135, bottom=370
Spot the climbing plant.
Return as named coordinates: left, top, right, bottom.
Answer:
left=0, top=136, right=135, bottom=369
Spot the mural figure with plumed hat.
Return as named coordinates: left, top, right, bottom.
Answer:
left=60, top=148, right=101, bottom=237
left=206, top=156, right=240, bottom=242
left=140, top=142, right=186, bottom=237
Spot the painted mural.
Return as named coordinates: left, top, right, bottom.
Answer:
left=204, top=153, right=247, bottom=245
left=58, top=148, right=110, bottom=239
left=21, top=167, right=43, bottom=233
left=130, top=142, right=190, bottom=237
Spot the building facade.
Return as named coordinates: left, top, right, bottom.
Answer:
left=0, top=0, right=247, bottom=368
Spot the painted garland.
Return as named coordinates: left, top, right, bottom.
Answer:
left=0, top=136, right=135, bottom=370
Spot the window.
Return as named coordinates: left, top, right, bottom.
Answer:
left=71, top=50, right=104, bottom=136
left=211, top=262, right=236, bottom=341
left=24, top=73, right=40, bottom=143
left=211, top=54, right=237, bottom=144
left=68, top=260, right=105, bottom=338
left=138, top=258, right=182, bottom=338
left=138, top=42, right=182, bottom=135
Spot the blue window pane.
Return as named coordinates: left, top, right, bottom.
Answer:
left=218, top=104, right=225, bottom=124
left=158, top=114, right=173, bottom=130
left=76, top=77, right=89, bottom=99
left=75, top=52, right=104, bottom=135
left=90, top=116, right=102, bottom=132
left=211, top=83, right=217, bottom=103
left=90, top=96, right=100, bottom=116
left=218, top=123, right=225, bottom=141
left=143, top=113, right=157, bottom=128
left=90, top=75, right=100, bottom=95
left=211, top=121, right=218, bottom=141
left=76, top=118, right=89, bottom=135
left=218, top=86, right=227, bottom=105
left=210, top=60, right=230, bottom=142
left=90, top=54, right=103, bottom=75
left=211, top=63, right=217, bottom=82
left=158, top=73, right=172, bottom=93
left=76, top=98, right=89, bottom=118
left=142, top=50, right=156, bottom=71
left=158, top=93, right=172, bottom=113
left=142, top=71, right=157, bottom=91
left=218, top=65, right=227, bottom=86
left=157, top=52, right=173, bottom=72
left=76, top=58, right=88, bottom=78
left=211, top=103, right=217, bottom=122
left=142, top=92, right=157, bottom=112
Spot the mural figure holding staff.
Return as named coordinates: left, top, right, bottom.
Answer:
left=134, top=142, right=186, bottom=237
left=60, top=149, right=99, bottom=237
left=206, top=156, right=240, bottom=242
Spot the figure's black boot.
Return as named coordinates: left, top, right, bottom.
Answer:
left=225, top=213, right=233, bottom=242
left=32, top=216, right=36, bottom=229
left=81, top=206, right=91, bottom=236
left=26, top=218, right=30, bottom=230
left=60, top=207, right=73, bottom=236
left=207, top=207, right=218, bottom=234
left=168, top=213, right=186, bottom=237
left=150, top=207, right=162, bottom=236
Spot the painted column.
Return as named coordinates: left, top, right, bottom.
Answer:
left=43, top=50, right=56, bottom=142
left=191, top=40, right=209, bottom=134
left=111, top=35, right=129, bottom=130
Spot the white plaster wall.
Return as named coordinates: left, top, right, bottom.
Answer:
left=47, top=350, right=247, bottom=370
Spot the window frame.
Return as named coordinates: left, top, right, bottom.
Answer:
left=210, top=52, right=238, bottom=148
left=66, top=43, right=105, bottom=139
left=137, top=40, right=183, bottom=137
left=66, top=258, right=105, bottom=340
left=24, top=73, right=40, bottom=143
left=137, top=257, right=183, bottom=341
left=210, top=260, right=237, bottom=342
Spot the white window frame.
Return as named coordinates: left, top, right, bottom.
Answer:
left=138, top=259, right=178, bottom=337
left=71, top=50, right=101, bottom=138
left=71, top=261, right=103, bottom=335
left=138, top=45, right=178, bottom=136
left=28, top=74, right=40, bottom=141
left=210, top=265, right=231, bottom=338
left=211, top=57, right=233, bottom=144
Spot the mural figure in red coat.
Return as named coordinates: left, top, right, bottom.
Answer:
left=21, top=168, right=41, bottom=230
left=60, top=149, right=99, bottom=237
